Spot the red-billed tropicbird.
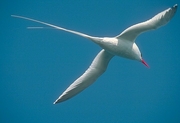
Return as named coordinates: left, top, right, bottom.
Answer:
left=11, top=4, right=177, bottom=104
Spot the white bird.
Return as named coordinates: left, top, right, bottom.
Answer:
left=11, top=4, right=177, bottom=104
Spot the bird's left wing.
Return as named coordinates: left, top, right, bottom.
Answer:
left=116, top=4, right=177, bottom=42
left=54, top=49, right=114, bottom=104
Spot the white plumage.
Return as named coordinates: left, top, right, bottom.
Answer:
left=11, top=4, right=177, bottom=104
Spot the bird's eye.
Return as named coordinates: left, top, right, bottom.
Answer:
left=141, top=53, right=143, bottom=57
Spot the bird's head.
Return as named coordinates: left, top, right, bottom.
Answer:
left=132, top=43, right=149, bottom=68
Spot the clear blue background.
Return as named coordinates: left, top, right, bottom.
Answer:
left=1, top=0, right=180, bottom=123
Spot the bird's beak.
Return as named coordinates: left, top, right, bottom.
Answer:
left=141, top=59, right=149, bottom=68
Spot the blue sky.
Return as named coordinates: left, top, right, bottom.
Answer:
left=1, top=0, right=180, bottom=123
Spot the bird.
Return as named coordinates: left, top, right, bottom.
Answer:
left=11, top=4, right=177, bottom=104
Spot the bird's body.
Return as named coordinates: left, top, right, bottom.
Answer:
left=11, top=4, right=178, bottom=104
left=101, top=37, right=140, bottom=60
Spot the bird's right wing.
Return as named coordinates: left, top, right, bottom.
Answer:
left=116, top=4, right=178, bottom=42
left=54, top=49, right=114, bottom=104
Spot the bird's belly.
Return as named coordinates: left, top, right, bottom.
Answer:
left=110, top=45, right=135, bottom=60
left=100, top=38, right=136, bottom=60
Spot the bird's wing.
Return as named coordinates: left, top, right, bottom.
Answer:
left=54, top=49, right=114, bottom=104
left=116, top=4, right=178, bottom=42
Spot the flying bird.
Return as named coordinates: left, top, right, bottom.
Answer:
left=11, top=4, right=177, bottom=104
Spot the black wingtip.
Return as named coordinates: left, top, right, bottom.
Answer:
left=173, top=4, right=178, bottom=8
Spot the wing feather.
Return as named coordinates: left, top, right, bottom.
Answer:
left=116, top=4, right=177, bottom=42
left=54, top=50, right=114, bottom=104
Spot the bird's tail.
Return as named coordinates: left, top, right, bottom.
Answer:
left=11, top=15, right=103, bottom=44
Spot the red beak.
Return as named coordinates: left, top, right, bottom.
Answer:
left=141, top=59, right=149, bottom=68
